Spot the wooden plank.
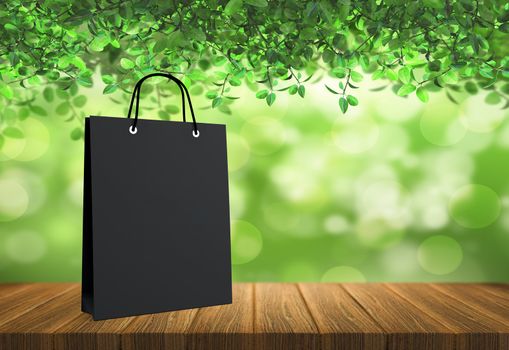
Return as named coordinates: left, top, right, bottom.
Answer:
left=298, top=283, right=385, bottom=350
left=184, top=283, right=253, bottom=350
left=430, top=283, right=509, bottom=349
left=119, top=307, right=198, bottom=350
left=474, top=284, right=509, bottom=302
left=0, top=283, right=76, bottom=327
left=53, top=310, right=134, bottom=350
left=0, top=283, right=29, bottom=299
left=432, top=284, right=509, bottom=327
left=388, top=283, right=508, bottom=350
left=343, top=283, right=454, bottom=350
left=254, top=283, right=319, bottom=350
left=0, top=284, right=81, bottom=350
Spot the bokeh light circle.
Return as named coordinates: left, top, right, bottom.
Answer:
left=460, top=93, right=505, bottom=133
left=321, top=266, right=366, bottom=282
left=418, top=235, right=463, bottom=275
left=227, top=133, right=250, bottom=171
left=68, top=179, right=84, bottom=207
left=375, top=89, right=422, bottom=122
left=0, top=136, right=26, bottom=161
left=449, top=184, right=501, bottom=228
left=263, top=201, right=300, bottom=232
left=323, top=215, right=350, bottom=234
left=228, top=182, right=246, bottom=219
left=230, top=220, right=263, bottom=265
left=381, top=243, right=419, bottom=276
left=331, top=116, right=379, bottom=154
left=420, top=102, right=466, bottom=146
left=375, top=125, right=410, bottom=160
left=240, top=117, right=286, bottom=156
left=15, top=118, right=50, bottom=161
left=356, top=217, right=405, bottom=249
left=0, top=178, right=29, bottom=222
left=5, top=231, right=47, bottom=263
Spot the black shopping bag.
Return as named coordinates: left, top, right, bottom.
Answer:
left=82, top=73, right=232, bottom=320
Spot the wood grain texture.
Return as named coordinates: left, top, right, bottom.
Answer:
left=53, top=308, right=135, bottom=350
left=343, top=283, right=455, bottom=350
left=431, top=283, right=509, bottom=349
left=120, top=308, right=197, bottom=350
left=0, top=284, right=80, bottom=350
left=0, top=283, right=29, bottom=299
left=387, top=283, right=509, bottom=350
left=185, top=283, right=254, bottom=350
left=0, top=283, right=76, bottom=328
left=0, top=283, right=508, bottom=350
left=254, top=283, right=319, bottom=350
left=298, top=283, right=385, bottom=350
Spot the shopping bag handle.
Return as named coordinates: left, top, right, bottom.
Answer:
left=127, top=73, right=199, bottom=137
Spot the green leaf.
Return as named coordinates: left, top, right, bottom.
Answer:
left=244, top=0, right=267, bottom=7
left=288, top=85, right=298, bottom=95
left=3, top=127, right=24, bottom=139
left=423, top=0, right=444, bottom=9
left=43, top=87, right=54, bottom=102
left=71, top=57, right=87, bottom=71
left=298, top=85, right=305, bottom=98
left=398, top=67, right=412, bottom=84
left=0, top=135, right=4, bottom=150
left=397, top=84, right=416, bottom=96
left=442, top=70, right=459, bottom=84
left=446, top=91, right=458, bottom=104
left=103, top=84, right=118, bottom=94
left=416, top=87, right=429, bottom=102
left=266, top=92, right=276, bottom=106
left=500, top=23, right=509, bottom=33
left=158, top=110, right=170, bottom=120
left=30, top=105, right=47, bottom=116
left=0, top=82, right=13, bottom=100
left=385, top=69, right=398, bottom=81
left=346, top=95, right=358, bottom=106
left=89, top=34, right=110, bottom=52
left=464, top=81, right=478, bottom=94
left=225, top=0, right=243, bottom=15
left=102, top=75, right=115, bottom=84
left=77, top=75, right=93, bottom=88
left=256, top=89, right=269, bottom=99
left=120, top=58, right=135, bottom=69
left=73, top=95, right=87, bottom=108
left=4, top=23, right=17, bottom=32
left=332, top=67, right=347, bottom=78
left=485, top=92, right=501, bottom=105
left=212, top=97, right=223, bottom=108
left=350, top=71, right=363, bottom=83
left=153, top=37, right=170, bottom=53
left=229, top=77, right=241, bottom=86
left=70, top=127, right=83, bottom=140
left=325, top=85, right=339, bottom=94
left=339, top=97, right=348, bottom=113
left=206, top=91, right=218, bottom=99
left=56, top=102, right=70, bottom=115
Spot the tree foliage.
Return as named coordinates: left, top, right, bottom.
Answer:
left=1, top=0, right=509, bottom=140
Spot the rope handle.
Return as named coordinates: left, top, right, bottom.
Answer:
left=126, top=73, right=199, bottom=136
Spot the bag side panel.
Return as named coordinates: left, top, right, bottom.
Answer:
left=81, top=118, right=94, bottom=314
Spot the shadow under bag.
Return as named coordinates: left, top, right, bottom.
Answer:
left=82, top=73, right=232, bottom=320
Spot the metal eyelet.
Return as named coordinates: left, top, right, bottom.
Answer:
left=129, top=125, right=138, bottom=135
left=192, top=129, right=200, bottom=138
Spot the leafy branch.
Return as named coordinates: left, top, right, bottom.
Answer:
left=0, top=0, right=508, bottom=140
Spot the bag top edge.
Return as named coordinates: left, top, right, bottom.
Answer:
left=87, top=115, right=226, bottom=128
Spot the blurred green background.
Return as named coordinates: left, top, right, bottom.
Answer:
left=1, top=73, right=508, bottom=283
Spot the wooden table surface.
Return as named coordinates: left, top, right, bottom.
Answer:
left=0, top=283, right=508, bottom=350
